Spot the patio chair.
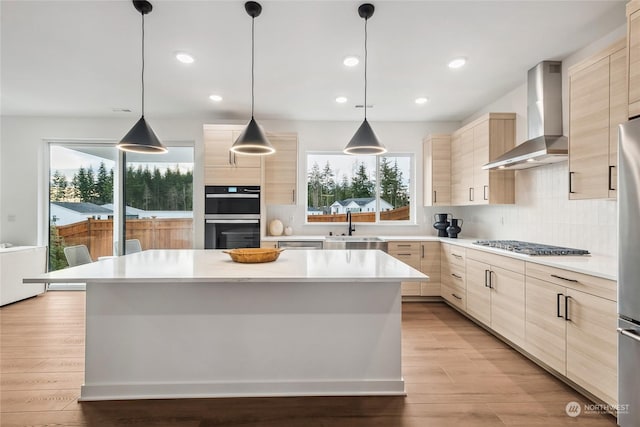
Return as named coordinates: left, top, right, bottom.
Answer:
left=125, top=239, right=142, bottom=254
left=63, top=244, right=93, bottom=267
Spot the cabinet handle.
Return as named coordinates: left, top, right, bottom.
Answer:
left=484, top=269, right=490, bottom=287
left=421, top=245, right=425, bottom=258
left=228, top=151, right=233, bottom=166
left=569, top=172, right=575, bottom=194
left=433, top=190, right=437, bottom=203
left=608, top=166, right=616, bottom=191
left=551, top=274, right=578, bottom=283
left=451, top=293, right=462, bottom=300
left=451, top=273, right=462, bottom=280
left=397, top=244, right=412, bottom=248
left=451, top=253, right=463, bottom=259
left=488, top=270, right=493, bottom=289
left=233, top=153, right=237, bottom=166
left=564, top=295, right=571, bottom=321
left=292, top=189, right=296, bottom=203
left=469, top=187, right=474, bottom=201
left=483, top=185, right=488, bottom=200
left=556, top=293, right=564, bottom=318
left=398, top=253, right=412, bottom=256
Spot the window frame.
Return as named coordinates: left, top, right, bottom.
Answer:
left=304, top=151, right=415, bottom=225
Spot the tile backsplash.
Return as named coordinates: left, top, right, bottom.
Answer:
left=267, top=162, right=617, bottom=257
left=454, top=162, right=617, bottom=257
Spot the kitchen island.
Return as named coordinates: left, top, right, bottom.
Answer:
left=24, top=249, right=426, bottom=401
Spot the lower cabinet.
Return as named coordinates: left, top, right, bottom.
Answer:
left=388, top=241, right=441, bottom=297
left=440, top=243, right=466, bottom=310
left=465, top=249, right=525, bottom=347
left=524, top=264, right=617, bottom=406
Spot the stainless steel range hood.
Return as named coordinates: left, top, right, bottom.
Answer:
left=483, top=61, right=567, bottom=170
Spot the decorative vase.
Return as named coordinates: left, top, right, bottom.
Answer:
left=268, top=219, right=284, bottom=236
left=446, top=218, right=463, bottom=238
left=284, top=226, right=293, bottom=236
left=433, top=213, right=451, bottom=237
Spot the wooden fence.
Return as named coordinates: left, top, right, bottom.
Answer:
left=55, top=218, right=193, bottom=260
left=307, top=205, right=410, bottom=223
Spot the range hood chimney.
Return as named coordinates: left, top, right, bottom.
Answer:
left=483, top=61, right=568, bottom=170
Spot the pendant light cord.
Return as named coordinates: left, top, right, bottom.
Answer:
left=141, top=11, right=145, bottom=117
left=364, top=16, right=368, bottom=120
left=251, top=16, right=255, bottom=118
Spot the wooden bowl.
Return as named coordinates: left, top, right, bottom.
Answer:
left=223, top=248, right=284, bottom=263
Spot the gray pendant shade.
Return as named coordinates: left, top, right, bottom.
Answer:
left=344, top=3, right=386, bottom=156
left=117, top=116, right=167, bottom=154
left=117, top=0, right=167, bottom=155
left=230, top=117, right=275, bottom=155
left=344, top=118, right=387, bottom=155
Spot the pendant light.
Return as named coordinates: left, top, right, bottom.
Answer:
left=117, top=0, right=167, bottom=154
left=230, top=1, right=275, bottom=156
left=344, top=3, right=387, bottom=156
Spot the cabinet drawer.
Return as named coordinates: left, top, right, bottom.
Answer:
left=441, top=244, right=466, bottom=267
left=442, top=263, right=465, bottom=289
left=525, top=263, right=616, bottom=301
left=441, top=282, right=466, bottom=311
left=388, top=241, right=421, bottom=253
left=466, top=249, right=525, bottom=274
left=389, top=252, right=421, bottom=269
left=204, top=166, right=261, bottom=186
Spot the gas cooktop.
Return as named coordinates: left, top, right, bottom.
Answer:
left=473, top=240, right=590, bottom=256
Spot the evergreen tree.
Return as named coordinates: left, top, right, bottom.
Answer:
left=307, top=162, right=322, bottom=208
left=321, top=161, right=336, bottom=206
left=350, top=162, right=374, bottom=198
left=50, top=170, right=68, bottom=202
left=48, top=224, right=68, bottom=270
left=95, top=162, right=111, bottom=205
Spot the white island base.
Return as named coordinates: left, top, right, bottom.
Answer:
left=83, top=280, right=403, bottom=400
left=25, top=249, right=427, bottom=401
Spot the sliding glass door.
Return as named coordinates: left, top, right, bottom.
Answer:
left=48, top=142, right=193, bottom=272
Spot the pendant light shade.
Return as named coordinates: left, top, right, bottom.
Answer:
left=117, top=0, right=167, bottom=154
left=344, top=3, right=386, bottom=156
left=231, top=1, right=275, bottom=156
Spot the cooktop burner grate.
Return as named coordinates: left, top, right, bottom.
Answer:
left=473, top=240, right=590, bottom=256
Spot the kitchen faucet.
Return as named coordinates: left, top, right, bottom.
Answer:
left=346, top=211, right=355, bottom=236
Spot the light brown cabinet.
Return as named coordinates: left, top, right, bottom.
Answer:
left=440, top=243, right=466, bottom=310
left=450, top=113, right=515, bottom=206
left=524, top=263, right=617, bottom=406
left=387, top=241, right=422, bottom=296
left=203, top=124, right=262, bottom=186
left=420, top=241, right=441, bottom=296
left=423, top=134, right=451, bottom=206
left=627, top=0, right=640, bottom=117
left=568, top=39, right=626, bottom=200
left=264, top=132, right=298, bottom=205
left=465, top=249, right=525, bottom=347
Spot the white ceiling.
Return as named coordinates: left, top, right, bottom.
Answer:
left=0, top=0, right=627, bottom=123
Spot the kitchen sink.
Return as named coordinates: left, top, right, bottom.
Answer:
left=323, top=236, right=388, bottom=252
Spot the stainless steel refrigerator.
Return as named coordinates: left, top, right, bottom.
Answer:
left=617, top=118, right=640, bottom=427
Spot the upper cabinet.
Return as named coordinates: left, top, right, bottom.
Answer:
left=450, top=113, right=516, bottom=206
left=203, top=124, right=262, bottom=186
left=568, top=39, right=626, bottom=200
left=264, top=132, right=298, bottom=205
left=423, top=134, right=451, bottom=206
left=627, top=0, right=640, bottom=118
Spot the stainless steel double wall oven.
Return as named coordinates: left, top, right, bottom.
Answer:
left=204, top=186, right=260, bottom=249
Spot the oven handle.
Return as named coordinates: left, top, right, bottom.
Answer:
left=242, top=188, right=260, bottom=193
left=206, top=219, right=259, bottom=224
left=206, top=194, right=259, bottom=199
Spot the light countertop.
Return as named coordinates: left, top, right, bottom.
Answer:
left=262, top=235, right=617, bottom=280
left=24, top=249, right=428, bottom=284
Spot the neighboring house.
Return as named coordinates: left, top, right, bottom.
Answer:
left=50, top=202, right=114, bottom=226
left=306, top=207, right=324, bottom=216
left=329, top=198, right=394, bottom=214
left=102, top=204, right=193, bottom=219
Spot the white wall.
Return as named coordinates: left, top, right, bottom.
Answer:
left=456, top=24, right=626, bottom=257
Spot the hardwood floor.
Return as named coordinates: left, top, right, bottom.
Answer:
left=1, top=292, right=617, bottom=426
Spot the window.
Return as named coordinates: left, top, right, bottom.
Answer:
left=306, top=153, right=413, bottom=223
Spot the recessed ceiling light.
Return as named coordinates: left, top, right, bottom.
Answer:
left=175, top=52, right=195, bottom=64
left=209, top=94, right=223, bottom=102
left=343, top=56, right=359, bottom=67
left=335, top=96, right=348, bottom=104
left=415, top=97, right=429, bottom=105
left=448, top=57, right=467, bottom=69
